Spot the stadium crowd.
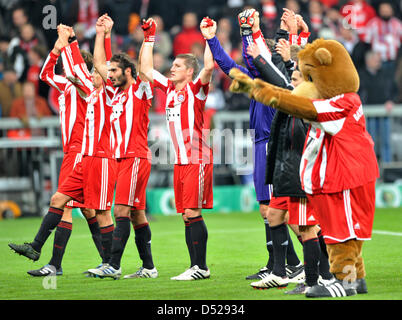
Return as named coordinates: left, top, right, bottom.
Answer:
left=0, top=0, right=400, bottom=123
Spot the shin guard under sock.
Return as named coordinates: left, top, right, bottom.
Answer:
left=109, top=217, right=131, bottom=269
left=32, top=207, right=64, bottom=252
left=100, top=224, right=114, bottom=264
left=185, top=220, right=196, bottom=267
left=134, top=222, right=154, bottom=269
left=302, top=237, right=320, bottom=287
left=285, top=226, right=301, bottom=266
left=49, top=220, right=72, bottom=269
left=188, top=216, right=208, bottom=270
left=264, top=219, right=274, bottom=270
left=270, top=223, right=288, bottom=277
left=86, top=216, right=104, bottom=261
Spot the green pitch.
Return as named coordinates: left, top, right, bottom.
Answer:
left=1, top=208, right=401, bottom=300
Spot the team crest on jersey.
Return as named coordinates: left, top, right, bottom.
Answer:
left=89, top=94, right=98, bottom=105
left=177, top=92, right=185, bottom=103
left=120, top=93, right=127, bottom=104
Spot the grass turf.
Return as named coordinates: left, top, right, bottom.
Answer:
left=0, top=208, right=401, bottom=300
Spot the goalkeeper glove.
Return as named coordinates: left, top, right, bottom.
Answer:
left=238, top=9, right=256, bottom=36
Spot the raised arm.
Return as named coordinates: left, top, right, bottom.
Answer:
left=93, top=14, right=113, bottom=82
left=201, top=17, right=250, bottom=77
left=39, top=32, right=68, bottom=93
left=198, top=18, right=215, bottom=84
left=57, top=25, right=93, bottom=97
left=139, top=18, right=157, bottom=82
left=238, top=9, right=271, bottom=77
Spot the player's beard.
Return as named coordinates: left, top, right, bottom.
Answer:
left=114, top=74, right=128, bottom=88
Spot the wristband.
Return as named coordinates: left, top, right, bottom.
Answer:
left=68, top=36, right=77, bottom=43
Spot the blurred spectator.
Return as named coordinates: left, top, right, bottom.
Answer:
left=359, top=50, right=397, bottom=163
left=337, top=24, right=371, bottom=71
left=9, top=6, right=48, bottom=50
left=318, top=0, right=339, bottom=8
left=103, top=0, right=141, bottom=36
left=217, top=16, right=239, bottom=51
left=151, top=52, right=170, bottom=114
left=8, top=81, right=51, bottom=138
left=364, top=2, right=401, bottom=70
left=322, top=6, right=343, bottom=39
left=204, top=79, right=226, bottom=129
left=9, top=6, right=29, bottom=38
left=217, top=18, right=234, bottom=53
left=0, top=67, right=22, bottom=117
left=73, top=22, right=93, bottom=53
left=338, top=25, right=359, bottom=54
left=11, top=23, right=47, bottom=54
left=307, top=0, right=323, bottom=38
left=0, top=54, right=3, bottom=81
left=359, top=50, right=398, bottom=105
left=123, top=25, right=143, bottom=60
left=396, top=58, right=402, bottom=103
left=152, top=15, right=173, bottom=59
left=66, top=0, right=99, bottom=39
left=340, top=0, right=377, bottom=41
left=284, top=0, right=302, bottom=15
left=148, top=0, right=186, bottom=30
left=0, top=35, right=29, bottom=81
left=173, top=12, right=205, bottom=56
left=191, top=42, right=205, bottom=69
left=26, top=45, right=47, bottom=97
left=153, top=51, right=170, bottom=75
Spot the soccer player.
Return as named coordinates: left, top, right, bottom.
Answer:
left=87, top=15, right=156, bottom=280
left=139, top=17, right=214, bottom=281
left=8, top=27, right=113, bottom=276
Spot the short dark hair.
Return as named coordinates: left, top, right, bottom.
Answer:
left=80, top=50, right=93, bottom=72
left=176, top=53, right=199, bottom=80
left=110, top=53, right=136, bottom=77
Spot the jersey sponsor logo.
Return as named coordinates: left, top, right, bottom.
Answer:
left=177, top=92, right=185, bottom=103
left=120, top=93, right=127, bottom=104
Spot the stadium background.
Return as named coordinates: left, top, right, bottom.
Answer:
left=0, top=0, right=401, bottom=219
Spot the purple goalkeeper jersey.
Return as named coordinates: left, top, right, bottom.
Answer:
left=207, top=36, right=276, bottom=144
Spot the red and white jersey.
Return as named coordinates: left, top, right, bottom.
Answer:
left=364, top=17, right=402, bottom=61
left=40, top=49, right=86, bottom=153
left=152, top=70, right=212, bottom=165
left=110, top=76, right=153, bottom=159
left=60, top=41, right=116, bottom=159
left=289, top=31, right=311, bottom=47
left=300, top=93, right=379, bottom=195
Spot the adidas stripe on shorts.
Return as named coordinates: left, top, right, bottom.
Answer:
left=173, top=163, right=213, bottom=214
left=114, top=157, right=151, bottom=210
